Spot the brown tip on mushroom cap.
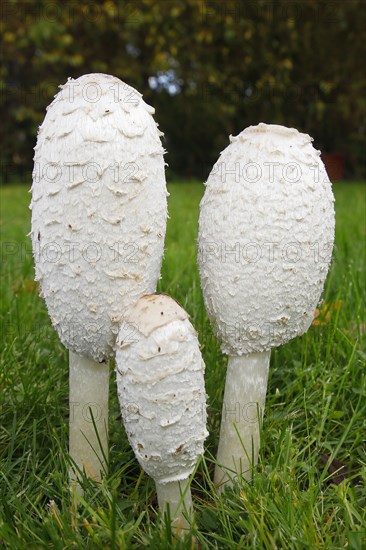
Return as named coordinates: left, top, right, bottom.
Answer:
left=124, top=294, right=188, bottom=337
left=244, top=122, right=301, bottom=137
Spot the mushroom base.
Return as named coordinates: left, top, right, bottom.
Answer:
left=69, top=351, right=109, bottom=494
left=156, top=478, right=193, bottom=532
left=214, top=351, right=270, bottom=490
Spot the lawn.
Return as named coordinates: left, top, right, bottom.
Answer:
left=0, top=181, right=365, bottom=549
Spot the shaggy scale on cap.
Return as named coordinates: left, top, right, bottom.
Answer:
left=116, top=295, right=208, bottom=484
left=198, top=123, right=335, bottom=356
left=30, top=74, right=167, bottom=362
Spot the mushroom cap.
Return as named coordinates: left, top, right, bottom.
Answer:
left=30, top=74, right=167, bottom=362
left=198, top=123, right=335, bottom=356
left=115, top=295, right=208, bottom=484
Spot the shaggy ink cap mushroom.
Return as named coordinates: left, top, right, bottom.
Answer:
left=198, top=123, right=335, bottom=488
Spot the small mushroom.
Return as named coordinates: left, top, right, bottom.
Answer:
left=30, top=74, right=167, bottom=491
left=198, top=123, right=335, bottom=489
left=115, top=294, right=208, bottom=531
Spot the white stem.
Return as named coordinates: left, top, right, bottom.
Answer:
left=214, top=351, right=270, bottom=490
left=156, top=478, right=193, bottom=531
left=69, top=351, right=109, bottom=492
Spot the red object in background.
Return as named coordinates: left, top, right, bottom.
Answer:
left=321, top=152, right=345, bottom=181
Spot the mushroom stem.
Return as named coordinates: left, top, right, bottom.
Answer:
left=156, top=478, right=193, bottom=531
left=214, top=351, right=270, bottom=490
left=69, top=351, right=109, bottom=493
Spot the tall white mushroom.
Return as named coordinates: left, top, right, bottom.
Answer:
left=115, top=294, right=208, bottom=530
left=198, top=123, right=335, bottom=488
left=30, top=74, right=167, bottom=489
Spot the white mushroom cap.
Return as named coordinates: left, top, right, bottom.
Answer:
left=30, top=74, right=167, bottom=362
left=116, top=295, right=208, bottom=484
left=198, top=123, right=335, bottom=356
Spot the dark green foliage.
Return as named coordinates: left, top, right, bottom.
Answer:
left=1, top=0, right=366, bottom=181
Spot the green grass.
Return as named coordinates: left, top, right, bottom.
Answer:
left=0, top=181, right=365, bottom=549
